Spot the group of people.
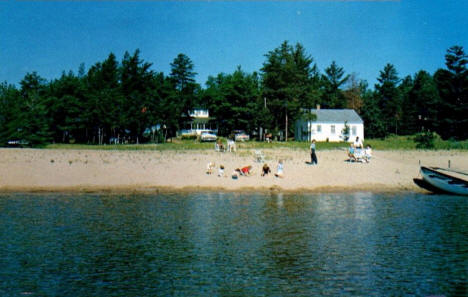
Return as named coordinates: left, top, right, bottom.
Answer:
left=347, top=137, right=372, bottom=163
left=208, top=136, right=372, bottom=179
left=215, top=139, right=236, bottom=152
left=309, top=136, right=372, bottom=164
left=206, top=161, right=284, bottom=179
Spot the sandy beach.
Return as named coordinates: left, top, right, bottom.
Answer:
left=0, top=148, right=467, bottom=193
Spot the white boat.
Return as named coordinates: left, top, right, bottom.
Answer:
left=413, top=166, right=468, bottom=195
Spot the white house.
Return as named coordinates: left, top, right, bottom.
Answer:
left=178, top=109, right=217, bottom=136
left=295, top=108, right=364, bottom=142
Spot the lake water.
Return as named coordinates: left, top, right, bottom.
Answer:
left=0, top=192, right=466, bottom=297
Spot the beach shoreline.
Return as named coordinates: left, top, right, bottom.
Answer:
left=1, top=148, right=467, bottom=194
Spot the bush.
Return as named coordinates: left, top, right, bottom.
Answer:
left=180, top=134, right=197, bottom=140
left=414, top=131, right=438, bottom=149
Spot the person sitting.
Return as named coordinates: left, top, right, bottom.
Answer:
left=354, top=136, right=363, bottom=149
left=232, top=169, right=241, bottom=179
left=215, top=140, right=224, bottom=152
left=354, top=147, right=365, bottom=162
left=261, top=163, right=271, bottom=176
left=206, top=162, right=215, bottom=174
left=364, top=145, right=372, bottom=163
left=274, top=160, right=284, bottom=178
left=218, top=165, right=226, bottom=177
left=348, top=144, right=357, bottom=162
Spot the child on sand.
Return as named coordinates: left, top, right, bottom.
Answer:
left=206, top=162, right=215, bottom=174
left=261, top=163, right=271, bottom=176
left=274, top=160, right=284, bottom=178
left=232, top=169, right=240, bottom=179
left=364, top=145, right=372, bottom=163
left=218, top=165, right=226, bottom=177
left=240, top=165, right=253, bottom=176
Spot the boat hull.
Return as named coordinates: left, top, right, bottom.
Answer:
left=416, top=166, right=468, bottom=195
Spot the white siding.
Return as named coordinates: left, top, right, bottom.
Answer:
left=296, top=120, right=364, bottom=142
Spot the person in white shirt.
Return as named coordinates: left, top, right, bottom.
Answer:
left=354, top=136, right=363, bottom=149
left=364, top=145, right=372, bottom=163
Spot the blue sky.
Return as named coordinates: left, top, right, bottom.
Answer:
left=1, top=1, right=467, bottom=89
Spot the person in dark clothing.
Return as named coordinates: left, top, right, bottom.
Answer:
left=310, top=139, right=318, bottom=165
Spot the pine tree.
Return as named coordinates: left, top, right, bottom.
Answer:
left=261, top=41, right=321, bottom=140
left=321, top=61, right=350, bottom=108
left=434, top=45, right=468, bottom=140
left=375, top=64, right=401, bottom=135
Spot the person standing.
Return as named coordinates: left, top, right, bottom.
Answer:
left=310, top=139, right=318, bottom=165
left=274, top=160, right=284, bottom=178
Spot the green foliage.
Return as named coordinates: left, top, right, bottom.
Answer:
left=414, top=131, right=437, bottom=149
left=321, top=61, right=350, bottom=108
left=374, top=63, right=402, bottom=136
left=0, top=44, right=467, bottom=146
left=3, top=72, right=52, bottom=146
left=434, top=45, right=468, bottom=140
left=261, top=41, right=321, bottom=139
left=341, top=121, right=350, bottom=142
left=181, top=134, right=197, bottom=140
left=204, top=67, right=259, bottom=136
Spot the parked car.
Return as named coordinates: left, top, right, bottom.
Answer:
left=233, top=130, right=250, bottom=142
left=200, top=130, right=217, bottom=142
left=7, top=139, right=31, bottom=148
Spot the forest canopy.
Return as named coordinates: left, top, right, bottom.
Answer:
left=0, top=42, right=467, bottom=146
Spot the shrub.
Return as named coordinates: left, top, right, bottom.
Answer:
left=414, top=131, right=438, bottom=149
left=180, top=134, right=197, bottom=140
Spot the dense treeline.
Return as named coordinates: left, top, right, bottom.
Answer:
left=0, top=42, right=467, bottom=146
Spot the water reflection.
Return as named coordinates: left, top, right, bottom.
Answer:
left=0, top=192, right=466, bottom=296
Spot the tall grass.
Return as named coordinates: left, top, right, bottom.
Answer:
left=44, top=135, right=468, bottom=151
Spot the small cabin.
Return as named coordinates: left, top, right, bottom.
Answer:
left=295, top=108, right=364, bottom=142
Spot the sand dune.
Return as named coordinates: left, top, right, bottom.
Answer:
left=1, top=148, right=467, bottom=193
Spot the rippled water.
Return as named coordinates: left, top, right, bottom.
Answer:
left=0, top=192, right=466, bottom=296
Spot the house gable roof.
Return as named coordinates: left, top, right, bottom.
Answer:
left=309, top=109, right=363, bottom=124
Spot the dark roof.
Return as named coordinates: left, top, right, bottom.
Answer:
left=309, top=109, right=363, bottom=124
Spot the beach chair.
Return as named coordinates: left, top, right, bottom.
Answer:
left=254, top=150, right=265, bottom=163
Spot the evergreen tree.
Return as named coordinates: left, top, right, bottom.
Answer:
left=204, top=67, right=260, bottom=136
left=120, top=49, right=155, bottom=142
left=47, top=71, right=86, bottom=143
left=7, top=72, right=51, bottom=145
left=321, top=61, right=350, bottom=108
left=375, top=64, right=402, bottom=135
left=261, top=41, right=320, bottom=140
left=398, top=75, right=415, bottom=135
left=85, top=53, right=124, bottom=143
left=169, top=53, right=199, bottom=131
left=434, top=45, right=468, bottom=140
left=0, top=83, right=21, bottom=144
left=408, top=71, right=440, bottom=134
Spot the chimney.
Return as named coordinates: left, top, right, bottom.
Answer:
left=316, top=104, right=320, bottom=110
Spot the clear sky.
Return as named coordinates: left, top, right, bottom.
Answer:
left=1, top=0, right=467, bottom=89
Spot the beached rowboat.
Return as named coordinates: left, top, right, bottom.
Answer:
left=413, top=166, right=468, bottom=195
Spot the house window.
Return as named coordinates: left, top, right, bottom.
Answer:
left=352, top=126, right=357, bottom=136
left=331, top=125, right=335, bottom=134
left=317, top=125, right=322, bottom=133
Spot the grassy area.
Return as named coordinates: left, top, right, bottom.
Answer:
left=43, top=135, right=468, bottom=151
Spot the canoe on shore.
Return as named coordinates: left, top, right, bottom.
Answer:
left=414, top=166, right=468, bottom=195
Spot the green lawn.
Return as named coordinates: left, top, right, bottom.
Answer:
left=43, top=135, right=468, bottom=151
